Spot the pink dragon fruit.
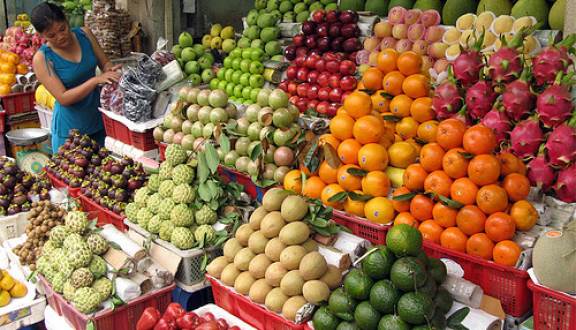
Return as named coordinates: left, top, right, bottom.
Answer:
left=502, top=68, right=534, bottom=121
left=487, top=32, right=527, bottom=83
left=532, top=35, right=575, bottom=86
left=466, top=81, right=497, bottom=120
left=554, top=164, right=576, bottom=203
left=509, top=117, right=544, bottom=158
left=537, top=82, right=574, bottom=127
left=527, top=154, right=556, bottom=190
left=481, top=109, right=512, bottom=144
left=432, top=81, right=462, bottom=120
left=452, top=50, right=484, bottom=87
left=545, top=123, right=576, bottom=167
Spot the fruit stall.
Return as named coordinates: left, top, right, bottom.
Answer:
left=0, top=0, right=574, bottom=329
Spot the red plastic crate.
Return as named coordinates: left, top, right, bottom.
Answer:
left=1, top=91, right=35, bottom=116
left=528, top=280, right=576, bottom=330
left=78, top=193, right=127, bottom=231
left=423, top=240, right=531, bottom=317
left=217, top=165, right=276, bottom=203
left=207, top=275, right=308, bottom=330
left=0, top=110, right=5, bottom=132
left=39, top=275, right=174, bottom=330
left=332, top=210, right=390, bottom=245
left=158, top=142, right=166, bottom=161
left=45, top=171, right=81, bottom=198
left=101, top=113, right=156, bottom=151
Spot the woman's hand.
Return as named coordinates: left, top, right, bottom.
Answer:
left=94, top=71, right=121, bottom=85
left=106, top=64, right=122, bottom=72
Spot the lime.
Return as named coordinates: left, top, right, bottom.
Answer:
left=313, top=306, right=341, bottom=330
left=329, top=287, right=357, bottom=321
left=369, top=280, right=401, bottom=314
left=344, top=269, right=374, bottom=300
left=390, top=257, right=428, bottom=292
left=398, top=292, right=435, bottom=325
left=354, top=301, right=381, bottom=330
left=386, top=224, right=423, bottom=257
left=428, top=258, right=447, bottom=284
left=362, top=246, right=396, bottom=280
left=377, top=314, right=410, bottom=330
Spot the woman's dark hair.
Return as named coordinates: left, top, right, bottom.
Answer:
left=31, top=2, right=67, bottom=33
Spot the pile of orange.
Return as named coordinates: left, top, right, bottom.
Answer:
left=0, top=50, right=25, bottom=96
left=393, top=119, right=538, bottom=267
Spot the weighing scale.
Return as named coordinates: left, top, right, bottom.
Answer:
left=5, top=128, right=51, bottom=174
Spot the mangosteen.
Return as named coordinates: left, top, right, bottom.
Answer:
left=0, top=184, right=7, bottom=196
left=110, top=164, right=124, bottom=175
left=70, top=178, right=82, bottom=188
left=121, top=157, right=133, bottom=167
left=39, top=189, right=50, bottom=201
left=21, top=202, right=31, bottom=212
left=91, top=156, right=102, bottom=166
left=14, top=184, right=26, bottom=194
left=12, top=193, right=26, bottom=205
left=75, top=156, right=88, bottom=167
left=0, top=196, right=10, bottom=209
left=112, top=203, right=123, bottom=214
left=107, top=189, right=115, bottom=199
left=7, top=204, right=20, bottom=215
left=99, top=148, right=109, bottom=158
left=3, top=177, right=16, bottom=189
left=4, top=163, right=17, bottom=175
left=127, top=178, right=143, bottom=191
left=115, top=189, right=127, bottom=202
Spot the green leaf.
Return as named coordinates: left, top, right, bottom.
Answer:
left=328, top=191, right=348, bottom=203
left=258, top=179, right=277, bottom=188
left=204, top=144, right=220, bottom=174
left=198, top=182, right=212, bottom=202
left=26, top=270, right=37, bottom=283
left=213, top=234, right=229, bottom=248
left=112, top=295, right=125, bottom=307
left=392, top=192, right=417, bottom=202
left=109, top=241, right=122, bottom=250
left=439, top=195, right=464, bottom=209
left=458, top=151, right=475, bottom=160
left=380, top=92, right=394, bottom=99
left=249, top=143, right=263, bottom=161
left=349, top=191, right=373, bottom=202
left=382, top=115, right=401, bottom=122
left=347, top=167, right=368, bottom=177
left=200, top=253, right=209, bottom=272
left=197, top=152, right=209, bottom=183
left=86, top=320, right=96, bottom=330
left=219, top=134, right=230, bottom=154
left=447, top=307, right=471, bottom=328
left=359, top=88, right=375, bottom=95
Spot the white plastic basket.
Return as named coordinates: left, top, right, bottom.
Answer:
left=193, top=304, right=255, bottom=329
left=36, top=105, right=53, bottom=130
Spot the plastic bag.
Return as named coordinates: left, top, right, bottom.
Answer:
left=151, top=37, right=176, bottom=66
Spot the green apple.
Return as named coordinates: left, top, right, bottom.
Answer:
left=221, top=39, right=236, bottom=53
left=223, top=57, right=233, bottom=68
left=265, top=41, right=281, bottom=56
left=218, top=80, right=228, bottom=91
left=294, top=2, right=306, bottom=13
left=242, top=86, right=252, bottom=100
left=251, top=39, right=264, bottom=50
left=225, top=82, right=236, bottom=96
left=233, top=85, right=243, bottom=98
left=242, top=48, right=253, bottom=60
left=249, top=74, right=265, bottom=88
left=184, top=61, right=200, bottom=75
left=188, top=74, right=202, bottom=86
left=172, top=45, right=183, bottom=58
left=193, top=44, right=205, bottom=57
left=232, top=58, right=242, bottom=70
left=224, top=68, right=235, bottom=82
left=250, top=88, right=261, bottom=102
left=198, top=55, right=214, bottom=69
left=201, top=68, right=215, bottom=83
left=249, top=61, right=264, bottom=75
left=325, top=3, right=337, bottom=10
left=239, top=72, right=251, bottom=86
left=237, top=37, right=251, bottom=49
left=210, top=78, right=220, bottom=90
left=236, top=98, right=245, bottom=104
left=309, top=2, right=323, bottom=12
left=231, top=70, right=243, bottom=84
left=230, top=48, right=242, bottom=59
left=250, top=48, right=265, bottom=61
left=216, top=68, right=226, bottom=80
left=240, top=59, right=252, bottom=73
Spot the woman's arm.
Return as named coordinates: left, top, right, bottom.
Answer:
left=81, top=27, right=120, bottom=72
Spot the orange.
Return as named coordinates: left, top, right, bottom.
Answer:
left=388, top=141, right=418, bottom=168
left=299, top=163, right=317, bottom=177
left=358, top=143, right=389, bottom=172
left=364, top=197, right=395, bottom=224
left=337, top=164, right=363, bottom=192
left=344, top=191, right=366, bottom=217
left=410, top=194, right=434, bottom=221
left=16, top=64, right=27, bottom=75
left=353, top=115, right=385, bottom=144
left=319, top=134, right=341, bottom=151
left=396, top=51, right=422, bottom=76
left=395, top=117, right=419, bottom=140
left=498, top=152, right=527, bottom=176
left=394, top=212, right=419, bottom=227
left=420, top=143, right=445, bottom=172
left=302, top=176, right=326, bottom=199
left=392, top=187, right=412, bottom=212
left=337, top=139, right=362, bottom=165
left=502, top=173, right=530, bottom=202
left=416, top=120, right=438, bottom=143
left=509, top=200, right=538, bottom=231
left=442, top=148, right=470, bottom=179
left=377, top=49, right=398, bottom=74
left=432, top=202, right=458, bottom=228
left=371, top=91, right=390, bottom=113
left=362, top=171, right=391, bottom=197
left=424, top=170, right=453, bottom=198
left=419, top=219, right=444, bottom=243
left=476, top=184, right=509, bottom=215
left=462, top=125, right=497, bottom=155
left=319, top=161, right=339, bottom=184
left=330, top=114, right=355, bottom=141
left=466, top=233, right=495, bottom=260
left=283, top=169, right=302, bottom=194
left=410, top=97, right=434, bottom=123
left=437, top=119, right=466, bottom=150
left=321, top=183, right=345, bottom=209
left=389, top=94, right=413, bottom=117
left=0, top=84, right=10, bottom=96
left=0, top=62, right=16, bottom=74
left=0, top=73, right=16, bottom=85
left=362, top=67, right=384, bottom=90
left=493, top=240, right=521, bottom=266
left=468, top=155, right=501, bottom=186
left=485, top=212, right=516, bottom=242
left=343, top=91, right=373, bottom=119
left=456, top=205, right=486, bottom=235
left=440, top=227, right=468, bottom=253
left=403, top=164, right=428, bottom=192
left=450, top=177, right=478, bottom=205
left=382, top=71, right=406, bottom=96
left=402, top=74, right=429, bottom=99
left=405, top=138, right=423, bottom=155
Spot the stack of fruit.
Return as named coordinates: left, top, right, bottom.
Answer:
left=238, top=10, right=282, bottom=57
left=136, top=303, right=243, bottom=330
left=0, top=269, right=28, bottom=307
left=0, top=25, right=44, bottom=68
left=37, top=210, right=113, bottom=314
left=13, top=201, right=67, bottom=271
left=207, top=189, right=342, bottom=322
left=199, top=24, right=237, bottom=53
left=252, top=0, right=338, bottom=23
left=172, top=32, right=216, bottom=86
left=0, top=49, right=31, bottom=96
left=0, top=158, right=51, bottom=215
left=434, top=33, right=576, bottom=203
left=211, top=48, right=266, bottom=104
left=395, top=119, right=538, bottom=266
left=313, top=225, right=457, bottom=330
left=359, top=7, right=448, bottom=75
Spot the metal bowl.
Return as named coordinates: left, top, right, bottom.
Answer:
left=5, top=128, right=50, bottom=146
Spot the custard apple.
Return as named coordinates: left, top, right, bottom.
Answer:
left=63, top=233, right=84, bottom=250
left=71, top=267, right=94, bottom=288
left=49, top=225, right=70, bottom=246
left=86, top=233, right=108, bottom=255
left=159, top=162, right=174, bottom=180
left=44, top=268, right=56, bottom=283
left=73, top=287, right=101, bottom=314
left=137, top=208, right=154, bottom=229
left=57, top=259, right=75, bottom=277
left=159, top=221, right=175, bottom=241
left=134, top=187, right=150, bottom=204
left=159, top=180, right=176, bottom=199
left=124, top=202, right=141, bottom=222
left=170, top=204, right=194, bottom=227
left=158, top=198, right=176, bottom=220
left=52, top=272, right=67, bottom=293
left=36, top=255, right=51, bottom=274
left=195, top=205, right=218, bottom=225
left=66, top=242, right=93, bottom=269
left=63, top=280, right=76, bottom=301
left=89, top=255, right=107, bottom=278
left=48, top=248, right=65, bottom=267
left=172, top=184, right=195, bottom=204
left=194, top=224, right=216, bottom=243
left=173, top=164, right=195, bottom=185
left=147, top=174, right=161, bottom=192
left=92, top=277, right=113, bottom=303
left=165, top=144, right=187, bottom=165
left=146, top=193, right=162, bottom=214
left=147, top=215, right=162, bottom=234
left=41, top=240, right=58, bottom=256
left=65, top=211, right=89, bottom=234
left=171, top=227, right=195, bottom=249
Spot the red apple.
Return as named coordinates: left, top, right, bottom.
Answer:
left=340, top=76, right=357, bottom=91
left=307, top=84, right=319, bottom=99
left=316, top=101, right=330, bottom=114
left=284, top=46, right=296, bottom=61
left=307, top=70, right=319, bottom=84
left=315, top=59, right=326, bottom=72
left=341, top=24, right=359, bottom=39
left=305, top=54, right=320, bottom=69
left=329, top=88, right=342, bottom=102
left=317, top=37, right=330, bottom=52
left=317, top=24, right=328, bottom=37
left=297, top=83, right=309, bottom=98
left=330, top=37, right=343, bottom=52
left=325, top=60, right=340, bottom=74
left=327, top=103, right=340, bottom=116
left=318, top=87, right=331, bottom=101
left=342, top=38, right=360, bottom=53
left=308, top=99, right=319, bottom=110
left=340, top=10, right=358, bottom=24
left=302, top=21, right=316, bottom=35
left=312, top=10, right=325, bottom=23
left=326, top=10, right=339, bottom=23
left=317, top=72, right=330, bottom=87
left=328, top=23, right=342, bottom=38
left=296, top=47, right=308, bottom=58
left=293, top=34, right=304, bottom=47
left=289, top=95, right=300, bottom=105
left=339, top=60, right=356, bottom=75
left=286, top=65, right=298, bottom=80
left=296, top=67, right=309, bottom=82
left=296, top=97, right=308, bottom=112
left=323, top=52, right=341, bottom=62
left=287, top=81, right=298, bottom=95
left=294, top=55, right=306, bottom=67
left=329, top=74, right=341, bottom=89
left=278, top=80, right=288, bottom=92
left=305, top=36, right=317, bottom=49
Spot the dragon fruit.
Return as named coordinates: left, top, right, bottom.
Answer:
left=432, top=82, right=462, bottom=120
left=453, top=50, right=484, bottom=87
left=510, top=117, right=543, bottom=158
left=527, top=154, right=556, bottom=190
left=537, top=82, right=574, bottom=127
left=502, top=69, right=534, bottom=121
left=532, top=35, right=575, bottom=86
left=487, top=32, right=526, bottom=83
left=545, top=123, right=576, bottom=167
left=554, top=164, right=576, bottom=203
left=466, top=81, right=497, bottom=120
left=481, top=109, right=512, bottom=144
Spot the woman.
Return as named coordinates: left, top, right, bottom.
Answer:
left=31, top=2, right=121, bottom=151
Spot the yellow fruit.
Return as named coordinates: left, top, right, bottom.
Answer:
left=9, top=282, right=27, bottom=298
left=364, top=197, right=395, bottom=224
left=0, top=290, right=10, bottom=307
left=343, top=191, right=366, bottom=218
left=385, top=167, right=405, bottom=188
left=388, top=142, right=418, bottom=169
left=0, top=272, right=14, bottom=291
left=395, top=117, right=419, bottom=140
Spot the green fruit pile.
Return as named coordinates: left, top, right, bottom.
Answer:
left=313, top=224, right=454, bottom=330
left=239, top=8, right=282, bottom=57
left=201, top=24, right=237, bottom=52
left=173, top=32, right=216, bottom=86
left=37, top=211, right=112, bottom=314
left=254, top=0, right=339, bottom=23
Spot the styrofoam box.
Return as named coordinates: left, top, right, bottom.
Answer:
left=0, top=213, right=28, bottom=244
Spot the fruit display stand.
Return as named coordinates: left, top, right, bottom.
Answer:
left=217, top=165, right=276, bottom=203
left=193, top=303, right=256, bottom=329
left=528, top=280, right=576, bottom=330
left=331, top=209, right=390, bottom=245
left=39, top=275, right=175, bottom=330
left=45, top=171, right=81, bottom=198
left=78, top=193, right=126, bottom=231
left=1, top=91, right=35, bottom=116
left=100, top=108, right=162, bottom=152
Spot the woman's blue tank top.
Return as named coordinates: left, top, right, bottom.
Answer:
left=40, top=28, right=103, bottom=138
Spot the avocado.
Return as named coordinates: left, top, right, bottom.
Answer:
left=442, top=0, right=477, bottom=26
